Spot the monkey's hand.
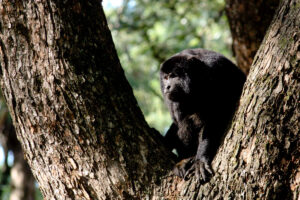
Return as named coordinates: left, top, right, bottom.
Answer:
left=172, top=157, right=213, bottom=182
left=186, top=157, right=213, bottom=182
left=172, top=157, right=194, bottom=179
left=192, top=135, right=214, bottom=182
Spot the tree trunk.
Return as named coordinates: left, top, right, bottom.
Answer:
left=194, top=0, right=299, bottom=198
left=0, top=1, right=173, bottom=199
left=225, top=0, right=280, bottom=74
left=0, top=0, right=299, bottom=200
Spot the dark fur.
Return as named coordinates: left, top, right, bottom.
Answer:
left=160, top=49, right=246, bottom=181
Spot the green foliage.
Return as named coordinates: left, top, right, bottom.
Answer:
left=0, top=185, right=10, bottom=200
left=35, top=183, right=43, bottom=200
left=104, top=0, right=232, bottom=133
left=0, top=167, right=11, bottom=200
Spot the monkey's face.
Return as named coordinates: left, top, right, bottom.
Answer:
left=160, top=61, right=191, bottom=102
left=160, top=55, right=210, bottom=103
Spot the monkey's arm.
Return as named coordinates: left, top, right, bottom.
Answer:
left=163, top=123, right=179, bottom=151
left=192, top=122, right=227, bottom=182
left=194, top=137, right=214, bottom=181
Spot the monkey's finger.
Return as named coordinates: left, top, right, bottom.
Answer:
left=179, top=170, right=185, bottom=178
left=204, top=163, right=213, bottom=175
left=183, top=173, right=190, bottom=181
left=195, top=165, right=202, bottom=181
left=184, top=166, right=195, bottom=180
left=173, top=167, right=185, bottom=178
left=199, top=163, right=208, bottom=182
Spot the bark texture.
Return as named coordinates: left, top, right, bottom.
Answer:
left=0, top=0, right=299, bottom=200
left=225, top=0, right=280, bottom=74
left=194, top=0, right=299, bottom=199
left=0, top=1, right=173, bottom=199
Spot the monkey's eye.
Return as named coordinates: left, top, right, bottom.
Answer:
left=164, top=75, right=169, bottom=80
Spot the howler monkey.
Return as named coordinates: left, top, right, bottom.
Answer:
left=160, top=48, right=246, bottom=181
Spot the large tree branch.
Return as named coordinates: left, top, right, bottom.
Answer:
left=0, top=0, right=298, bottom=199
left=0, top=1, right=173, bottom=199
left=194, top=0, right=299, bottom=198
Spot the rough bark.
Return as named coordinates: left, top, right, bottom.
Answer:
left=225, top=0, right=280, bottom=74
left=0, top=1, right=173, bottom=199
left=194, top=0, right=299, bottom=199
left=0, top=0, right=299, bottom=200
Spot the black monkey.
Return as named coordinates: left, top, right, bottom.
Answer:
left=160, top=48, right=246, bottom=181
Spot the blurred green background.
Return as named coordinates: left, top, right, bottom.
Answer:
left=104, top=0, right=232, bottom=133
left=0, top=0, right=233, bottom=199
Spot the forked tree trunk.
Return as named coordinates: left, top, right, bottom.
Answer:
left=0, top=0, right=299, bottom=200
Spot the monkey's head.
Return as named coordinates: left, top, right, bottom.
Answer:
left=160, top=55, right=209, bottom=102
